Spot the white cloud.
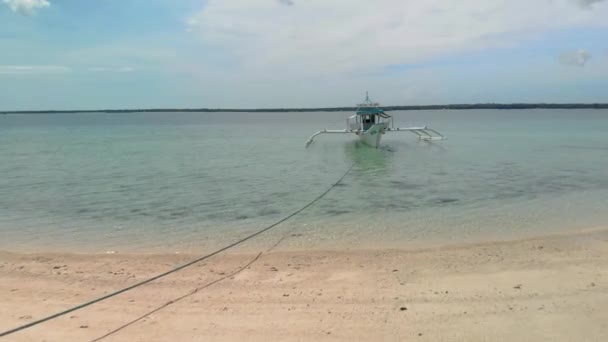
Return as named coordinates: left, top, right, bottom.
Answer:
left=185, top=0, right=608, bottom=78
left=87, top=66, right=136, bottom=72
left=559, top=49, right=592, bottom=67
left=0, top=65, right=137, bottom=75
left=117, top=66, right=135, bottom=72
left=0, top=65, right=69, bottom=74
left=2, top=0, right=50, bottom=16
left=576, top=0, right=607, bottom=8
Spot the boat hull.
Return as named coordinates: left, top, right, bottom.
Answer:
left=357, top=123, right=386, bottom=148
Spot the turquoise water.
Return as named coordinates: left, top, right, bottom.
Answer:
left=1, top=110, right=608, bottom=253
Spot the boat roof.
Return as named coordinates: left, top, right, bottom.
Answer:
left=356, top=107, right=390, bottom=117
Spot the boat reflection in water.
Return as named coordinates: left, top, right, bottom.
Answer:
left=342, top=141, right=392, bottom=178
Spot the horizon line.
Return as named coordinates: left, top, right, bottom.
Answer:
left=2, top=102, right=608, bottom=114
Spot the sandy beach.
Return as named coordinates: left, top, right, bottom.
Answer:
left=1, top=228, right=607, bottom=342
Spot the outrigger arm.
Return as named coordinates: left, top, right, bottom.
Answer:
left=386, top=126, right=446, bottom=141
left=305, top=129, right=353, bottom=148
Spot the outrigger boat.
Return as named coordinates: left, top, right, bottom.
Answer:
left=306, top=93, right=445, bottom=148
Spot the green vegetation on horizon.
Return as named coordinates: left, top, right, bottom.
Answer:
left=2, top=103, right=608, bottom=114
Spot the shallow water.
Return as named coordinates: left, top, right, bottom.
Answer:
left=1, top=109, right=607, bottom=253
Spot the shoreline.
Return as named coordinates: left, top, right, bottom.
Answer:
left=1, top=227, right=607, bottom=341
left=2, top=224, right=606, bottom=256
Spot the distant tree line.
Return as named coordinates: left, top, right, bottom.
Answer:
left=2, top=103, right=608, bottom=114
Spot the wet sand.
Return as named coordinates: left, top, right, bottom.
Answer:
left=1, top=228, right=607, bottom=341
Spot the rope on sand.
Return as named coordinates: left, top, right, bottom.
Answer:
left=0, top=164, right=354, bottom=339
left=90, top=252, right=263, bottom=342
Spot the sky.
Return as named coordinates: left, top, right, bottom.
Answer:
left=1, top=0, right=607, bottom=110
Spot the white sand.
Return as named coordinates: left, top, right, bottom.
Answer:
left=1, top=228, right=607, bottom=341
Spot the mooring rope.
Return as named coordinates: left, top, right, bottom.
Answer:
left=0, top=164, right=354, bottom=339
left=90, top=252, right=263, bottom=342
left=91, top=202, right=311, bottom=342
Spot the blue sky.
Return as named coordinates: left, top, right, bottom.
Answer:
left=1, top=0, right=607, bottom=110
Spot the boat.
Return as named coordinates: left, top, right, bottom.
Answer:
left=305, top=92, right=445, bottom=148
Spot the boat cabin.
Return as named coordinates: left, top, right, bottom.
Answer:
left=362, top=114, right=376, bottom=130
left=348, top=108, right=393, bottom=131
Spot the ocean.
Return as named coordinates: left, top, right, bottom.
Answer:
left=1, top=109, right=607, bottom=253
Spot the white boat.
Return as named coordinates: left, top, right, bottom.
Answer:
left=306, top=93, right=445, bottom=148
